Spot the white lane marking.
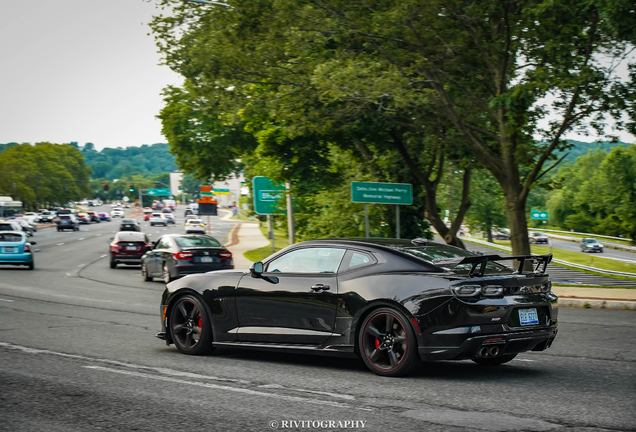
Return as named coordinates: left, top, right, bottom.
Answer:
left=0, top=298, right=15, bottom=302
left=100, top=254, right=107, bottom=258
left=84, top=366, right=363, bottom=410
left=515, top=359, right=535, bottom=362
left=258, top=384, right=355, bottom=401
left=97, top=234, right=102, bottom=237
left=57, top=243, right=65, bottom=246
left=65, top=273, right=72, bottom=277
left=78, top=238, right=85, bottom=241
left=78, top=264, right=85, bottom=267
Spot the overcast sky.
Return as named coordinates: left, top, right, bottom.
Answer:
left=0, top=0, right=181, bottom=150
left=0, top=0, right=633, bottom=151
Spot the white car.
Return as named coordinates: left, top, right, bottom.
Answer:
left=185, top=219, right=206, bottom=234
left=149, top=213, right=167, bottom=227
left=23, top=212, right=38, bottom=224
left=111, top=208, right=125, bottom=218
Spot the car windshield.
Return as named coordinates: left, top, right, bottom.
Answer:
left=397, top=245, right=512, bottom=275
left=175, top=236, right=221, bottom=248
left=0, top=233, right=23, bottom=242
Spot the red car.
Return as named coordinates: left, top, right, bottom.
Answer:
left=109, top=231, right=152, bottom=268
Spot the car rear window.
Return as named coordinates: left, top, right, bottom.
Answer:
left=175, top=236, right=221, bottom=248
left=59, top=215, right=71, bottom=220
left=116, top=232, right=146, bottom=242
left=0, top=223, right=16, bottom=231
left=398, top=246, right=511, bottom=275
left=0, top=233, right=23, bottom=242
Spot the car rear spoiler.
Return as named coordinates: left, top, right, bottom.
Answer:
left=434, top=253, right=553, bottom=278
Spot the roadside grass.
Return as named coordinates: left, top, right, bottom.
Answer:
left=243, top=224, right=289, bottom=263
left=464, top=237, right=636, bottom=280
left=230, top=209, right=257, bottom=223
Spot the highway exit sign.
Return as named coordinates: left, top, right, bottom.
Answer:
left=351, top=181, right=412, bottom=205
left=531, top=209, right=549, bottom=220
left=253, top=176, right=284, bottom=214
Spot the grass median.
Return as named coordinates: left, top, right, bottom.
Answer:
left=243, top=224, right=289, bottom=263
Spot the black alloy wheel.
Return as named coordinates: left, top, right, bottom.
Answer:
left=141, top=262, right=152, bottom=281
left=472, top=353, right=517, bottom=366
left=359, top=308, right=421, bottom=377
left=168, top=295, right=213, bottom=355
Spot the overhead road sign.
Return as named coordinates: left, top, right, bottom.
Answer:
left=253, top=176, right=284, bottom=215
left=351, top=181, right=413, bottom=205
left=531, top=210, right=549, bottom=220
left=214, top=188, right=231, bottom=195
left=147, top=188, right=171, bottom=196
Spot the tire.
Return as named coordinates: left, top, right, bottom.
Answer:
left=57, top=228, right=61, bottom=232
left=163, top=263, right=174, bottom=284
left=168, top=294, right=214, bottom=355
left=358, top=307, right=422, bottom=377
left=472, top=354, right=517, bottom=366
left=27, top=259, right=34, bottom=270
left=141, top=262, right=153, bottom=281
left=110, top=260, right=117, bottom=269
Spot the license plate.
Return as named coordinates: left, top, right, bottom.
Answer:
left=519, top=308, right=539, bottom=326
left=200, top=256, right=213, bottom=263
left=5, top=247, right=14, bottom=252
left=126, top=246, right=137, bottom=251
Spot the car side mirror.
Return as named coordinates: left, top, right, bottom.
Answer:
left=250, top=261, right=264, bottom=277
left=29, top=241, right=37, bottom=245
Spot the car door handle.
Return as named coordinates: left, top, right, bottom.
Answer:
left=311, top=284, right=330, bottom=291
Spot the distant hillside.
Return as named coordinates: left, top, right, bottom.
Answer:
left=80, top=143, right=176, bottom=180
left=556, top=140, right=631, bottom=164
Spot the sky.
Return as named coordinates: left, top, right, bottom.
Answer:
left=0, top=1, right=633, bottom=150
left=0, top=0, right=181, bottom=150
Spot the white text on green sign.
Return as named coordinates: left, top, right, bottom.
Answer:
left=351, top=182, right=413, bottom=205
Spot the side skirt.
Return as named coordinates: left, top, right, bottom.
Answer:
left=212, top=341, right=358, bottom=358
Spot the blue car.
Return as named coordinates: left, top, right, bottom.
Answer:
left=0, top=231, right=36, bottom=270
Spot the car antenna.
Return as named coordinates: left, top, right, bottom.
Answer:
left=411, top=237, right=428, bottom=246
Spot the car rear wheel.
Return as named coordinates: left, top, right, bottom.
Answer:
left=110, top=260, right=117, bottom=269
left=472, top=353, right=517, bottom=366
left=359, top=308, right=421, bottom=377
left=141, top=262, right=152, bottom=281
left=169, top=295, right=213, bottom=355
left=27, top=260, right=34, bottom=270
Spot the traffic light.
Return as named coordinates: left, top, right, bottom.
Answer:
left=103, top=183, right=109, bottom=192
left=129, top=185, right=135, bottom=192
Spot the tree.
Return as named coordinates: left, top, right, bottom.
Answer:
left=151, top=0, right=635, bottom=253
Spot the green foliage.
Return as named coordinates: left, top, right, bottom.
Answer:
left=0, top=143, right=92, bottom=208
left=80, top=143, right=176, bottom=180
left=546, top=145, right=636, bottom=240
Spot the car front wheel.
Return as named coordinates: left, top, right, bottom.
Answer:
left=359, top=308, right=421, bottom=377
left=168, top=295, right=213, bottom=355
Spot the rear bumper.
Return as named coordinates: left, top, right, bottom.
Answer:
left=0, top=253, right=33, bottom=264
left=418, top=326, right=558, bottom=361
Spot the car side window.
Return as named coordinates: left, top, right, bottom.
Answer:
left=348, top=252, right=373, bottom=269
left=266, top=248, right=346, bottom=274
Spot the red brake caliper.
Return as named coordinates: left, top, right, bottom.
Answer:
left=198, top=316, right=203, bottom=328
left=375, top=338, right=380, bottom=349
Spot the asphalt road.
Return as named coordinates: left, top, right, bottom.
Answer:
left=537, top=237, right=636, bottom=265
left=1, top=208, right=635, bottom=431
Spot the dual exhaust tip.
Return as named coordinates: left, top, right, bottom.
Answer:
left=478, top=345, right=501, bottom=358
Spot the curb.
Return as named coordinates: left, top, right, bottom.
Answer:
left=225, top=223, right=241, bottom=247
left=557, top=298, right=636, bottom=310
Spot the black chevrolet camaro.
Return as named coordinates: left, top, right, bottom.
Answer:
left=157, top=238, right=558, bottom=377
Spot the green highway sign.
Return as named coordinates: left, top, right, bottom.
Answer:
left=214, top=188, right=231, bottom=195
left=147, top=188, right=171, bottom=196
left=253, top=176, right=284, bottom=214
left=531, top=209, right=549, bottom=220
left=351, top=181, right=413, bottom=205
left=200, top=191, right=213, bottom=197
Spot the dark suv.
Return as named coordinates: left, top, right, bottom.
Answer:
left=109, top=231, right=152, bottom=268
left=57, top=215, right=79, bottom=231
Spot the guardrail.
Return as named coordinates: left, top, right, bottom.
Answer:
left=463, top=237, right=636, bottom=278
left=530, top=228, right=632, bottom=243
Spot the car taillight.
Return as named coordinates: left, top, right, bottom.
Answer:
left=452, top=285, right=481, bottom=297
left=24, top=243, right=31, bottom=253
left=110, top=242, right=119, bottom=252
left=174, top=252, right=193, bottom=260
left=219, top=251, right=232, bottom=260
